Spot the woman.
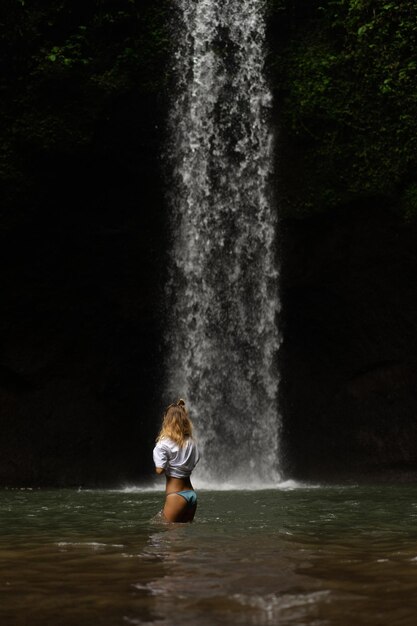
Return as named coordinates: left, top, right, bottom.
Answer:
left=153, top=399, right=200, bottom=523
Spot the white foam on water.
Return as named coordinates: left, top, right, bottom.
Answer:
left=117, top=484, right=164, bottom=493
left=56, top=541, right=124, bottom=549
left=115, top=479, right=321, bottom=493
left=233, top=590, right=331, bottom=623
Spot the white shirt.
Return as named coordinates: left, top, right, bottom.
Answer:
left=153, top=437, right=200, bottom=478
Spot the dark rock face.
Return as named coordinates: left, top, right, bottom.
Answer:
left=3, top=177, right=417, bottom=485
left=279, top=205, right=417, bottom=481
left=0, top=92, right=168, bottom=487
left=2, top=2, right=417, bottom=486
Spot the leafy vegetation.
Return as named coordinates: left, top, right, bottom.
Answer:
left=1, top=0, right=417, bottom=220
left=268, top=0, right=417, bottom=217
left=0, top=0, right=172, bottom=215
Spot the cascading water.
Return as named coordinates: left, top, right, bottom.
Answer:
left=166, top=0, right=281, bottom=484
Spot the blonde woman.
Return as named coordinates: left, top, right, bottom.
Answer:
left=153, top=399, right=200, bottom=523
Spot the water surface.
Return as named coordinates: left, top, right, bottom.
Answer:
left=1, top=485, right=417, bottom=625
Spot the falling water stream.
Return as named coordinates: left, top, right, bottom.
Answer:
left=166, top=0, right=280, bottom=483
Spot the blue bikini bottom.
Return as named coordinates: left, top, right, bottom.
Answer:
left=169, top=490, right=197, bottom=507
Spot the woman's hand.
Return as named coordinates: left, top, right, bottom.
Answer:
left=155, top=467, right=165, bottom=475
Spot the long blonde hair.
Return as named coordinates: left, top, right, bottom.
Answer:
left=157, top=399, right=194, bottom=447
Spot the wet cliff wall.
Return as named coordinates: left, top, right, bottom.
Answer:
left=269, top=0, right=417, bottom=480
left=279, top=205, right=417, bottom=481
left=0, top=0, right=416, bottom=485
left=0, top=0, right=171, bottom=485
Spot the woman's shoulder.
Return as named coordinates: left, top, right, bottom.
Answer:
left=156, top=436, right=177, bottom=450
left=156, top=436, right=197, bottom=451
left=185, top=437, right=199, bottom=450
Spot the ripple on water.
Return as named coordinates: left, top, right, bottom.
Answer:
left=56, top=542, right=125, bottom=550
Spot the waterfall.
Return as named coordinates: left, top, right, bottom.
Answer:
left=166, top=0, right=281, bottom=484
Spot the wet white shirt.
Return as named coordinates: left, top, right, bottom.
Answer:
left=153, top=437, right=200, bottom=478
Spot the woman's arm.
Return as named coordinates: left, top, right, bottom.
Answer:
left=153, top=443, right=168, bottom=475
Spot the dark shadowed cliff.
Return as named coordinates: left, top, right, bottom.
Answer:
left=0, top=0, right=417, bottom=485
left=279, top=205, right=417, bottom=480
left=0, top=0, right=171, bottom=485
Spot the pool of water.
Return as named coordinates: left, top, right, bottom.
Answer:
left=1, top=485, right=417, bottom=625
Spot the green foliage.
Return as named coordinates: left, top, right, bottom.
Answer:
left=44, top=28, right=92, bottom=67
left=270, top=0, right=417, bottom=217
left=0, top=0, right=172, bottom=211
left=2, top=0, right=417, bottom=223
